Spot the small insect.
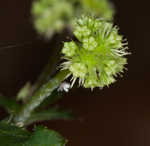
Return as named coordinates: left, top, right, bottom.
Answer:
left=58, top=82, right=70, bottom=92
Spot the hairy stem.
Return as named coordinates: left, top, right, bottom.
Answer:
left=13, top=70, right=69, bottom=126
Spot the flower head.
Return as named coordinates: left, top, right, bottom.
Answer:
left=32, top=0, right=114, bottom=38
left=32, top=0, right=74, bottom=38
left=79, top=0, right=114, bottom=20
left=61, top=15, right=129, bottom=89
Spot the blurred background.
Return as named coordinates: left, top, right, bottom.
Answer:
left=0, top=0, right=149, bottom=146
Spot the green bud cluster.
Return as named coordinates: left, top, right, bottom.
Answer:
left=79, top=0, right=114, bottom=20
left=61, top=16, right=129, bottom=89
left=32, top=0, right=114, bottom=38
left=32, top=0, right=74, bottom=38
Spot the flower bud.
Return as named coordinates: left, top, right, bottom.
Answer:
left=61, top=16, right=129, bottom=89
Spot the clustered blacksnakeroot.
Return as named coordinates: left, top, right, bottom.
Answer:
left=32, top=0, right=114, bottom=38
left=79, top=0, right=114, bottom=20
left=32, top=0, right=74, bottom=38
left=61, top=15, right=129, bottom=89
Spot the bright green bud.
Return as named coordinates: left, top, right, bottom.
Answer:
left=84, top=69, right=99, bottom=89
left=83, top=37, right=97, bottom=51
left=69, top=63, right=87, bottom=79
left=62, top=42, right=78, bottom=57
left=107, top=29, right=123, bottom=49
left=74, top=26, right=91, bottom=41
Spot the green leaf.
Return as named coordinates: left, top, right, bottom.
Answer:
left=0, top=95, right=21, bottom=114
left=0, top=123, right=67, bottom=146
left=25, top=107, right=74, bottom=126
left=0, top=122, right=30, bottom=146
left=24, top=126, right=67, bottom=146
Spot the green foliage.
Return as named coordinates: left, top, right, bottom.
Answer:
left=25, top=107, right=73, bottom=126
left=0, top=95, right=21, bottom=114
left=32, top=0, right=114, bottom=38
left=24, top=126, right=67, bottom=146
left=0, top=122, right=30, bottom=146
left=0, top=122, right=67, bottom=146
left=61, top=15, right=129, bottom=89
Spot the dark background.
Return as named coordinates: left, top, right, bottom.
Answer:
left=0, top=0, right=149, bottom=146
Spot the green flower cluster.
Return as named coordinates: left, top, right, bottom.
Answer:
left=32, top=0, right=74, bottom=38
left=32, top=0, right=114, bottom=38
left=79, top=0, right=114, bottom=20
left=61, top=16, right=129, bottom=89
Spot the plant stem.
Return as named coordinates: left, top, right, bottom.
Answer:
left=13, top=70, right=69, bottom=126
left=31, top=32, right=69, bottom=94
left=33, top=48, right=61, bottom=91
left=27, top=48, right=61, bottom=99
